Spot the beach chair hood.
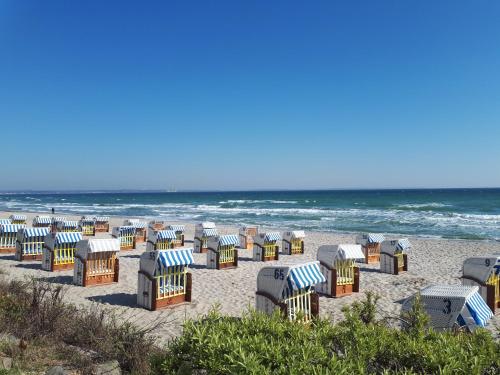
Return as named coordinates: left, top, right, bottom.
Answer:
left=94, top=216, right=109, bottom=223
left=112, top=226, right=136, bottom=237
left=254, top=232, right=281, bottom=246
left=44, top=232, right=83, bottom=250
left=33, top=216, right=51, bottom=225
left=76, top=239, right=120, bottom=259
left=168, top=225, right=185, bottom=233
left=148, top=230, right=177, bottom=243
left=283, top=230, right=306, bottom=241
left=257, top=261, right=326, bottom=301
left=463, top=255, right=500, bottom=284
left=0, top=219, right=12, bottom=225
left=381, top=239, right=412, bottom=255
left=57, top=220, right=79, bottom=230
left=356, top=233, right=386, bottom=246
left=10, top=214, right=27, bottom=221
left=207, top=234, right=240, bottom=251
left=0, top=224, right=25, bottom=233
left=317, top=244, right=364, bottom=266
left=17, top=227, right=49, bottom=242
left=140, top=248, right=194, bottom=276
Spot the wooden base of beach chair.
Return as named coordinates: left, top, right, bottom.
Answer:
left=199, top=247, right=208, bottom=254
left=255, top=291, right=320, bottom=320
left=393, top=254, right=408, bottom=275
left=0, top=247, right=16, bottom=254
left=329, top=267, right=360, bottom=298
left=217, top=261, right=238, bottom=270
left=149, top=273, right=192, bottom=311
left=363, top=244, right=380, bottom=264
left=119, top=243, right=135, bottom=251
left=262, top=247, right=279, bottom=262
left=83, top=274, right=118, bottom=287
left=19, top=254, right=43, bottom=262
left=51, top=262, right=74, bottom=272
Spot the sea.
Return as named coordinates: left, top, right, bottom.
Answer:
left=0, top=189, right=499, bottom=241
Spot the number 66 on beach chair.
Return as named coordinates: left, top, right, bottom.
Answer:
left=316, top=244, right=363, bottom=298
left=137, top=248, right=194, bottom=310
left=281, top=231, right=305, bottom=255
left=402, top=285, right=493, bottom=332
left=74, top=239, right=120, bottom=287
left=252, top=232, right=280, bottom=261
left=356, top=233, right=385, bottom=264
left=255, top=261, right=325, bottom=322
left=462, top=255, right=500, bottom=314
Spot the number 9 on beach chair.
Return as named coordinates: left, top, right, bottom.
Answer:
left=74, top=239, right=120, bottom=287
left=207, top=234, right=239, bottom=269
left=282, top=231, right=305, bottom=255
left=0, top=224, right=25, bottom=253
left=380, top=239, right=411, bottom=275
left=146, top=230, right=177, bottom=251
left=402, top=285, right=493, bottom=332
left=239, top=226, right=258, bottom=250
left=194, top=222, right=218, bottom=253
left=316, top=244, right=363, bottom=298
left=462, top=255, right=500, bottom=314
left=256, top=261, right=325, bottom=322
left=356, top=233, right=385, bottom=264
left=15, top=227, right=50, bottom=261
left=79, top=217, right=96, bottom=236
left=10, top=214, right=27, bottom=225
left=112, top=226, right=136, bottom=250
left=253, top=232, right=280, bottom=262
left=43, top=232, right=83, bottom=271
left=137, top=248, right=194, bottom=310
left=33, top=216, right=51, bottom=228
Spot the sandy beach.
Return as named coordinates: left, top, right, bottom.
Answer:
left=1, top=211, right=498, bottom=343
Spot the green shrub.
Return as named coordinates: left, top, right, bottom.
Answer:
left=155, top=293, right=500, bottom=374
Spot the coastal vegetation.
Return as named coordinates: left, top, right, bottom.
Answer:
left=0, top=278, right=498, bottom=374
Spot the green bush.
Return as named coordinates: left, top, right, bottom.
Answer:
left=155, top=293, right=500, bottom=374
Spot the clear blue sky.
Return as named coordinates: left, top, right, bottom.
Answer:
left=1, top=1, right=499, bottom=191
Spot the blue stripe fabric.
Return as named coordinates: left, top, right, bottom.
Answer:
left=10, top=214, right=26, bottom=221
left=157, top=230, right=177, bottom=240
left=288, top=263, right=326, bottom=290
left=0, top=224, right=25, bottom=233
left=396, top=239, right=412, bottom=251
left=34, top=216, right=52, bottom=224
left=219, top=234, right=240, bottom=246
left=157, top=248, right=194, bottom=268
left=24, top=228, right=50, bottom=238
left=168, top=225, right=185, bottom=232
left=119, top=226, right=136, bottom=235
left=0, top=219, right=11, bottom=225
left=60, top=221, right=79, bottom=228
left=55, top=232, right=83, bottom=245
left=264, top=232, right=281, bottom=243
left=95, top=216, right=109, bottom=222
left=202, top=228, right=218, bottom=237
left=131, top=221, right=147, bottom=229
left=367, top=233, right=385, bottom=243
left=466, top=292, right=493, bottom=327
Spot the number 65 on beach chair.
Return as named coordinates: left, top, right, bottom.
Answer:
left=256, top=261, right=325, bottom=322
left=462, top=255, right=500, bottom=314
left=137, top=248, right=194, bottom=310
left=74, top=239, right=120, bottom=287
left=252, top=232, right=280, bottom=261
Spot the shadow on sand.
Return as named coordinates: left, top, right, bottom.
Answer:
left=87, top=293, right=137, bottom=307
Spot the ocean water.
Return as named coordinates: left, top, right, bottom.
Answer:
left=0, top=189, right=499, bottom=241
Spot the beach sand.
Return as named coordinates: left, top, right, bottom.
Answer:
left=0, top=211, right=498, bottom=343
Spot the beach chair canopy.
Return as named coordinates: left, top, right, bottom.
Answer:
left=317, top=244, right=365, bottom=267
left=0, top=219, right=12, bottom=225
left=254, top=232, right=282, bottom=246
left=76, top=239, right=120, bottom=259
left=356, top=233, right=386, bottom=246
left=124, top=219, right=147, bottom=228
left=381, top=239, right=412, bottom=255
left=403, top=285, right=493, bottom=329
left=168, top=225, right=185, bottom=233
left=112, top=226, right=136, bottom=237
left=463, top=255, right=500, bottom=284
left=94, top=216, right=110, bottom=223
left=51, top=216, right=66, bottom=224
left=0, top=224, right=25, bottom=234
left=208, top=234, right=240, bottom=250
left=197, top=221, right=216, bottom=229
left=17, top=227, right=50, bottom=241
left=140, top=248, right=194, bottom=276
left=257, top=261, right=326, bottom=300
left=33, top=216, right=51, bottom=225
left=202, top=228, right=218, bottom=237
left=80, top=218, right=96, bottom=225
left=148, top=230, right=177, bottom=243
left=45, top=232, right=83, bottom=250
left=283, top=230, right=306, bottom=241
left=57, top=220, right=79, bottom=230
left=10, top=214, right=27, bottom=221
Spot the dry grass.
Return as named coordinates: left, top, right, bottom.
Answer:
left=0, top=278, right=167, bottom=374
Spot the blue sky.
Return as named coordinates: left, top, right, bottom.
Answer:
left=1, top=1, right=499, bottom=191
